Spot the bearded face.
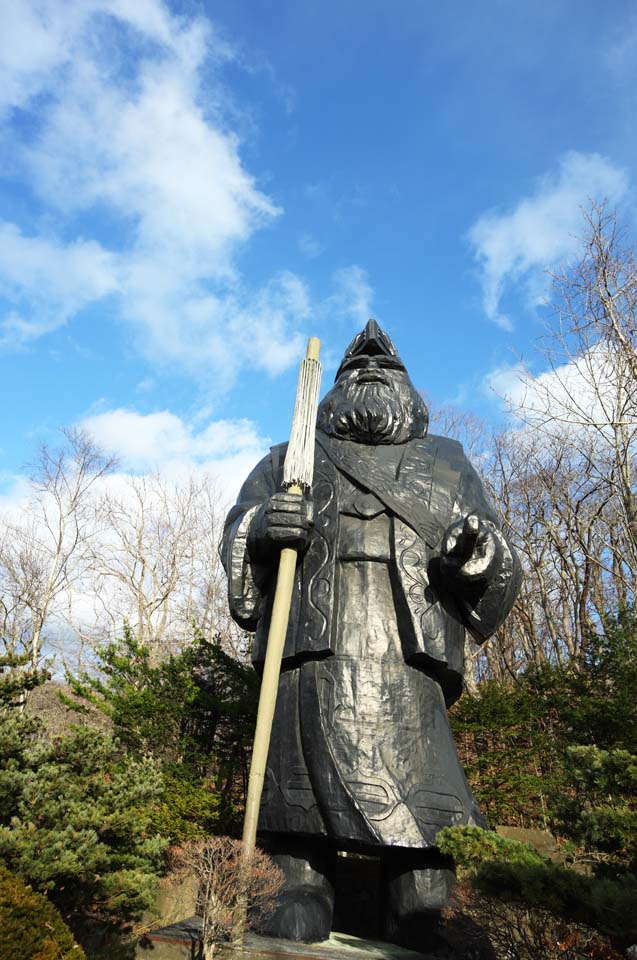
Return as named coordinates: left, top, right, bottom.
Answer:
left=316, top=368, right=429, bottom=444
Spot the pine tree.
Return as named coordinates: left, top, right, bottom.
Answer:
left=451, top=608, right=637, bottom=870
left=0, top=648, right=165, bottom=927
left=66, top=626, right=258, bottom=840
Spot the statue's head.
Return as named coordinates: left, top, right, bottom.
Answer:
left=317, top=320, right=429, bottom=444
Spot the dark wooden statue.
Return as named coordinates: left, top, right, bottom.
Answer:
left=221, top=321, right=521, bottom=947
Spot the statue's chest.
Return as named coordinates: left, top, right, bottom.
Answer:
left=337, top=473, right=391, bottom=561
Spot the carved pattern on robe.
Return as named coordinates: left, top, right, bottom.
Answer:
left=228, top=504, right=261, bottom=623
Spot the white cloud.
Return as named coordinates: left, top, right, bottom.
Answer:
left=603, top=12, right=637, bottom=80
left=0, top=473, right=32, bottom=519
left=468, top=152, right=630, bottom=329
left=0, top=3, right=80, bottom=116
left=0, top=0, right=325, bottom=386
left=0, top=223, right=119, bottom=346
left=0, top=405, right=269, bottom=514
left=80, top=407, right=269, bottom=500
left=329, top=266, right=374, bottom=326
left=0, top=1, right=375, bottom=387
left=25, top=34, right=275, bottom=261
left=482, top=362, right=528, bottom=405
left=0, top=1, right=211, bottom=119
left=228, top=272, right=310, bottom=376
left=298, top=234, right=323, bottom=259
left=483, top=344, right=637, bottom=459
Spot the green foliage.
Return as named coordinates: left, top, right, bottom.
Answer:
left=451, top=678, right=560, bottom=826
left=0, top=655, right=165, bottom=928
left=148, top=772, right=222, bottom=842
left=444, top=615, right=637, bottom=951
left=0, top=726, right=164, bottom=919
left=451, top=608, right=637, bottom=867
left=437, top=824, right=546, bottom=873
left=554, top=746, right=637, bottom=864
left=440, top=825, right=637, bottom=945
left=68, top=626, right=258, bottom=839
left=474, top=861, right=637, bottom=942
left=0, top=864, right=86, bottom=960
left=0, top=652, right=49, bottom=704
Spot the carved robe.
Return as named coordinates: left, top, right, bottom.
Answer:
left=221, top=429, right=520, bottom=851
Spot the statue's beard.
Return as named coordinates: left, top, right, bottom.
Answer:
left=317, top=377, right=429, bottom=444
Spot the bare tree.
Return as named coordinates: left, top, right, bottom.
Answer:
left=0, top=429, right=115, bottom=672
left=430, top=207, right=637, bottom=685
left=429, top=403, right=490, bottom=463
left=473, top=202, right=637, bottom=677
left=479, top=427, right=624, bottom=672
left=171, top=837, right=284, bottom=958
left=77, top=472, right=246, bottom=662
left=444, top=881, right=622, bottom=960
left=507, top=203, right=637, bottom=572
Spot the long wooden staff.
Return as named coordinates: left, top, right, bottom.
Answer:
left=234, top=336, right=322, bottom=942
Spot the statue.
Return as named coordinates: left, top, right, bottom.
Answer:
left=221, top=321, right=521, bottom=948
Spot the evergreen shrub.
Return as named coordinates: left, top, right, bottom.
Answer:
left=0, top=653, right=165, bottom=932
left=439, top=825, right=637, bottom=951
left=67, top=627, right=258, bottom=839
left=450, top=607, right=637, bottom=870
left=0, top=865, right=86, bottom=960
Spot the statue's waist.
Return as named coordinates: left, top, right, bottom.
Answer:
left=337, top=512, right=392, bottom=561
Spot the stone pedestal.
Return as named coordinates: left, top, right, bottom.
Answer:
left=136, top=922, right=437, bottom=960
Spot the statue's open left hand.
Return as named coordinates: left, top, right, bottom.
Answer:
left=441, top=514, right=501, bottom=583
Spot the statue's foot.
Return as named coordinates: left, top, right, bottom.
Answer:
left=383, top=852, right=455, bottom=953
left=262, top=888, right=333, bottom=942
left=386, top=907, right=448, bottom=954
left=259, top=835, right=335, bottom=943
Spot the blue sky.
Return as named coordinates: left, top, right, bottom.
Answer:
left=1, top=0, right=636, bottom=499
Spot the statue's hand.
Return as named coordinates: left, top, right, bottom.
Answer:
left=440, top=514, right=501, bottom=584
left=252, top=491, right=313, bottom=552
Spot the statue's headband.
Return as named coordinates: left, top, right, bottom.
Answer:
left=335, top=319, right=406, bottom=381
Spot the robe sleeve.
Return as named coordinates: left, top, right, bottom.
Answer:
left=448, top=453, right=522, bottom=644
left=220, top=453, right=277, bottom=631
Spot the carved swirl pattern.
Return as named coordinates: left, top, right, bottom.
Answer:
left=395, top=519, right=435, bottom=636
left=301, top=451, right=336, bottom=649
left=229, top=504, right=261, bottom=621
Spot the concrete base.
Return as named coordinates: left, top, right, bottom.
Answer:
left=137, top=916, right=203, bottom=959
left=136, top=919, right=436, bottom=960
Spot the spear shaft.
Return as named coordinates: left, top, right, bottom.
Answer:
left=234, top=336, right=321, bottom=942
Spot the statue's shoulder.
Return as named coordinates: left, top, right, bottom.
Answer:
left=407, top=433, right=467, bottom=464
left=404, top=436, right=471, bottom=499
left=236, top=442, right=287, bottom=499
left=269, top=442, right=288, bottom=482
left=271, top=441, right=289, bottom=456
